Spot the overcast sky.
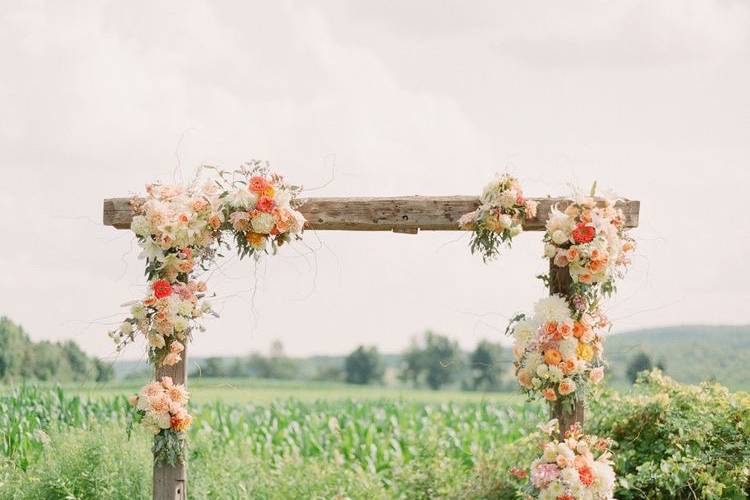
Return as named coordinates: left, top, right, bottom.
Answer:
left=1, top=1, right=749, bottom=363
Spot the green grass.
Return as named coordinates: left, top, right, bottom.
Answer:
left=9, top=377, right=524, bottom=405
left=0, top=382, right=540, bottom=499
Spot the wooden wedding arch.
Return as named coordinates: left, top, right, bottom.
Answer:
left=103, top=195, right=640, bottom=500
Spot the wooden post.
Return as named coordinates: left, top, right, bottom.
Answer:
left=548, top=260, right=584, bottom=437
left=153, top=344, right=187, bottom=500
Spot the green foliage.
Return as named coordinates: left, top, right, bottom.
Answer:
left=588, top=371, right=750, bottom=499
left=0, top=425, right=150, bottom=499
left=625, top=351, right=653, bottom=383
left=0, top=316, right=113, bottom=383
left=344, top=345, right=384, bottom=385
left=152, top=428, right=187, bottom=466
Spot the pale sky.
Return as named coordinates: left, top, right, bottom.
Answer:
left=1, top=1, right=749, bottom=363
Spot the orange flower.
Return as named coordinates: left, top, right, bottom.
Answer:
left=558, top=322, right=572, bottom=337
left=565, top=247, right=579, bottom=263
left=256, top=196, right=275, bottom=213
left=144, top=295, right=157, bottom=306
left=578, top=465, right=594, bottom=487
left=559, top=359, right=576, bottom=375
left=246, top=232, right=266, bottom=250
left=542, top=388, right=557, bottom=401
left=545, top=321, right=558, bottom=335
left=589, top=260, right=605, bottom=273
left=577, top=272, right=593, bottom=284
left=572, top=321, right=586, bottom=338
left=517, top=368, right=532, bottom=388
left=249, top=176, right=270, bottom=194
left=623, top=241, right=635, bottom=252
left=171, top=414, right=192, bottom=433
left=209, top=214, right=222, bottom=230
left=544, top=350, right=562, bottom=366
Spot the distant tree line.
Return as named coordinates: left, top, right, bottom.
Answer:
left=0, top=316, right=113, bottom=382
left=189, top=331, right=515, bottom=392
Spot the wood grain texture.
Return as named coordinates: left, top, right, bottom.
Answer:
left=153, top=346, right=187, bottom=500
left=103, top=196, right=640, bottom=232
left=548, top=260, right=585, bottom=437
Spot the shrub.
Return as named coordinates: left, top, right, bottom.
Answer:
left=588, top=370, right=750, bottom=499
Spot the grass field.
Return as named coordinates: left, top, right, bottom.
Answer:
left=34, top=377, right=526, bottom=405
left=0, top=380, right=540, bottom=499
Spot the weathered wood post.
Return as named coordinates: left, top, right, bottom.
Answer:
left=153, top=345, right=187, bottom=500
left=548, top=259, right=585, bottom=436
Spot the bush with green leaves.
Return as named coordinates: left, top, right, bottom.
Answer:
left=588, top=370, right=750, bottom=499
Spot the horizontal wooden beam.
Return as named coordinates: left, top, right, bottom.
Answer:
left=103, top=196, right=640, bottom=232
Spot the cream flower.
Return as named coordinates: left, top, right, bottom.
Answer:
left=533, top=295, right=572, bottom=324
left=251, top=212, right=275, bottom=234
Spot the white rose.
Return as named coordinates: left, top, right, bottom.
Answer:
left=525, top=351, right=543, bottom=372
left=552, top=229, right=569, bottom=245
left=548, top=366, right=563, bottom=382
left=173, top=317, right=188, bottom=333
left=130, top=215, right=151, bottom=237
left=498, top=191, right=516, bottom=209
left=509, top=223, right=522, bottom=237
left=251, top=212, right=275, bottom=234
left=559, top=338, right=579, bottom=360
left=227, top=189, right=257, bottom=209
left=148, top=333, right=166, bottom=349
left=536, top=364, right=549, bottom=378
left=131, top=304, right=147, bottom=321
left=156, top=412, right=172, bottom=429
left=274, top=188, right=292, bottom=208
left=560, top=467, right=580, bottom=486
left=513, top=320, right=535, bottom=348
left=544, top=243, right=557, bottom=258
left=498, top=214, right=513, bottom=229
left=178, top=301, right=193, bottom=316
left=543, top=442, right=557, bottom=461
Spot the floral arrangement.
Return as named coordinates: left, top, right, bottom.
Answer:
left=109, top=160, right=305, bottom=463
left=459, top=173, right=538, bottom=261
left=510, top=295, right=607, bottom=407
left=541, top=190, right=635, bottom=311
left=519, top=420, right=616, bottom=500
left=510, top=188, right=635, bottom=410
left=128, top=376, right=192, bottom=465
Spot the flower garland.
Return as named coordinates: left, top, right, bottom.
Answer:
left=520, top=420, right=616, bottom=500
left=109, top=160, right=305, bottom=463
left=459, top=173, right=538, bottom=261
left=510, top=191, right=635, bottom=409
left=128, top=376, right=192, bottom=465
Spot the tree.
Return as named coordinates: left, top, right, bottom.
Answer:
left=626, top=351, right=653, bottom=383
left=469, top=340, right=505, bottom=391
left=344, top=345, right=384, bottom=385
left=400, top=331, right=463, bottom=390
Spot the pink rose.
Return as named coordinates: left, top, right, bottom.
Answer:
left=590, top=367, right=605, bottom=384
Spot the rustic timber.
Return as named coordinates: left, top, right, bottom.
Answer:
left=548, top=260, right=585, bottom=437
left=103, top=196, right=640, bottom=232
left=153, top=345, right=187, bottom=500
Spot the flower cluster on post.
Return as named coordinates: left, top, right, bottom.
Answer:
left=459, top=173, right=538, bottom=261
left=109, top=161, right=305, bottom=463
left=523, top=420, right=616, bottom=500
left=510, top=191, right=635, bottom=409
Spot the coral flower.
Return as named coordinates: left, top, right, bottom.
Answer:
left=248, top=176, right=270, bottom=194
left=256, top=196, right=275, bottom=213
left=577, top=465, right=594, bottom=486
left=542, top=388, right=557, bottom=401
left=152, top=279, right=173, bottom=299
left=571, top=223, right=595, bottom=244
left=544, top=349, right=562, bottom=366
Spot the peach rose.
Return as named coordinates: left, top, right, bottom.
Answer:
left=553, top=253, right=569, bottom=268
left=590, top=367, right=605, bottom=384
left=545, top=322, right=558, bottom=335
left=572, top=321, right=586, bottom=339
left=559, top=359, right=576, bottom=375
left=558, top=379, right=576, bottom=396
left=544, top=349, right=562, bottom=366
left=566, top=247, right=580, bottom=263
left=577, top=272, right=594, bottom=284
left=558, top=322, right=572, bottom=338
left=518, top=368, right=533, bottom=389
left=543, top=388, right=557, bottom=401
